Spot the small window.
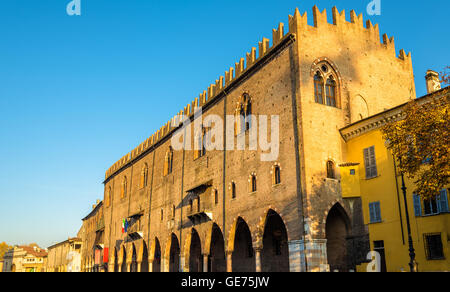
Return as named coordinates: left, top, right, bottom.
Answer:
left=363, top=146, right=378, bottom=179
left=423, top=197, right=439, bottom=216
left=160, top=209, right=164, bottom=221
left=214, top=190, right=219, bottom=205
left=424, top=233, right=445, bottom=260
left=251, top=175, right=257, bottom=192
left=121, top=177, right=128, bottom=198
left=350, top=169, right=356, bottom=175
left=172, top=205, right=176, bottom=218
left=415, top=190, right=449, bottom=217
left=274, top=166, right=281, bottom=185
left=106, top=187, right=112, bottom=207
left=164, top=148, right=173, bottom=176
left=197, top=197, right=201, bottom=212
left=140, top=163, right=149, bottom=188
left=326, top=160, right=335, bottom=179
left=369, top=202, right=382, bottom=223
left=201, top=129, right=207, bottom=156
left=231, top=182, right=236, bottom=199
left=189, top=199, right=193, bottom=212
left=243, top=94, right=252, bottom=131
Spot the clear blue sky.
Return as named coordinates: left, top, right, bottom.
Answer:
left=0, top=0, right=448, bottom=248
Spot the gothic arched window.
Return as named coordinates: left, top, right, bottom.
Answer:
left=106, top=187, right=112, bottom=207
left=243, top=93, right=252, bottom=131
left=140, top=163, right=148, bottom=188
left=312, top=61, right=340, bottom=108
left=164, top=148, right=173, bottom=176
left=121, top=176, right=127, bottom=198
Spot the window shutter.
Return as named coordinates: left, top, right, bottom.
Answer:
left=364, top=146, right=377, bottom=179
left=413, top=194, right=422, bottom=217
left=364, top=148, right=370, bottom=178
left=369, top=146, right=377, bottom=177
left=438, top=189, right=449, bottom=213
left=374, top=202, right=381, bottom=222
left=369, top=203, right=376, bottom=223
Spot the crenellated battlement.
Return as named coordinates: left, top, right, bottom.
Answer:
left=288, top=6, right=411, bottom=62
left=104, top=6, right=412, bottom=181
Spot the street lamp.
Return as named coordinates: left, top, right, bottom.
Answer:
left=398, top=155, right=417, bottom=272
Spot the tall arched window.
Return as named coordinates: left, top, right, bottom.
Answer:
left=312, top=61, right=340, bottom=108
left=250, top=174, right=257, bottom=193
left=243, top=93, right=252, bottom=131
left=121, top=177, right=127, bottom=198
left=214, top=189, right=219, bottom=205
left=327, top=160, right=336, bottom=179
left=140, top=163, right=148, bottom=188
left=326, top=77, right=337, bottom=107
left=274, top=165, right=281, bottom=185
left=164, top=148, right=173, bottom=176
left=106, top=187, right=112, bottom=207
left=314, top=72, right=324, bottom=104
left=235, top=93, right=252, bottom=135
left=194, top=129, right=206, bottom=159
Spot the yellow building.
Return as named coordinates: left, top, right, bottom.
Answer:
left=340, top=84, right=449, bottom=272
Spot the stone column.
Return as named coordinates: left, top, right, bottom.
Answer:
left=288, top=240, right=304, bottom=272
left=255, top=248, right=262, bottom=272
left=288, top=239, right=329, bottom=272
left=203, top=254, right=209, bottom=272
left=226, top=251, right=233, bottom=272
left=180, top=255, right=185, bottom=272
left=137, top=261, right=142, bottom=272
left=162, top=257, right=167, bottom=272
left=148, top=260, right=153, bottom=272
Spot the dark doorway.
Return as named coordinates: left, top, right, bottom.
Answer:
left=373, top=240, right=387, bottom=272
left=326, top=203, right=350, bottom=272
left=141, top=242, right=149, bottom=272
left=131, top=245, right=138, bottom=272
left=152, top=238, right=161, bottom=272
left=169, top=233, right=180, bottom=272
left=189, top=229, right=203, bottom=272
left=114, top=248, right=119, bottom=272
left=261, top=210, right=289, bottom=272
left=232, top=218, right=255, bottom=272
left=121, top=248, right=127, bottom=272
left=210, top=224, right=226, bottom=272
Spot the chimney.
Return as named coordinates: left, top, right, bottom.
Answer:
left=425, top=70, right=441, bottom=94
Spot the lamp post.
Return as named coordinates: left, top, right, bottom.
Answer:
left=398, top=156, right=416, bottom=272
